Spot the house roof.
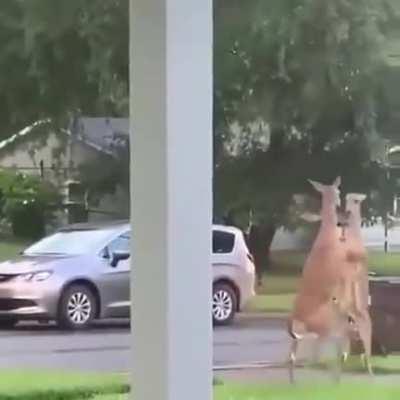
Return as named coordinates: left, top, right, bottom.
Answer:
left=0, top=117, right=129, bottom=156
left=0, top=119, right=51, bottom=152
left=71, top=117, right=129, bottom=155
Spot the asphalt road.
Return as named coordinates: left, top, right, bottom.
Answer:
left=0, top=316, right=299, bottom=372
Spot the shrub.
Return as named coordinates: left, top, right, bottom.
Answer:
left=0, top=170, right=60, bottom=239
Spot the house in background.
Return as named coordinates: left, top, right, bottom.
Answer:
left=379, top=28, right=400, bottom=220
left=0, top=117, right=130, bottom=227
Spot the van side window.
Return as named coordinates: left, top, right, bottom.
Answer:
left=213, top=230, right=235, bottom=254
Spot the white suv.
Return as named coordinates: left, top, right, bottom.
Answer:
left=212, top=225, right=256, bottom=325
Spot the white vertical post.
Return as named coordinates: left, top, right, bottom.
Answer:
left=130, top=0, right=213, bottom=399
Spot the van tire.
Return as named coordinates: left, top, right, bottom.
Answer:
left=212, top=283, right=237, bottom=326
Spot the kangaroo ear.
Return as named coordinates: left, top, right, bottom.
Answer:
left=300, top=212, right=322, bottom=223
left=308, top=179, right=324, bottom=193
left=333, top=176, right=341, bottom=188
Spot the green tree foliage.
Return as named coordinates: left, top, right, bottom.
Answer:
left=214, top=0, right=397, bottom=270
left=215, top=0, right=389, bottom=142
left=0, top=170, right=60, bottom=239
left=214, top=0, right=391, bottom=195
left=1, top=0, right=398, bottom=258
left=0, top=0, right=129, bottom=214
left=0, top=0, right=129, bottom=136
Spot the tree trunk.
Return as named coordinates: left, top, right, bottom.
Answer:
left=263, top=223, right=277, bottom=270
left=248, top=222, right=277, bottom=286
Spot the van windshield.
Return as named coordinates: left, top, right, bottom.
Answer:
left=23, top=229, right=116, bottom=256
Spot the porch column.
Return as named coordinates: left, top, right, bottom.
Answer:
left=130, top=0, right=213, bottom=399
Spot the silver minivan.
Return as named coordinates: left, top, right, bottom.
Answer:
left=0, top=221, right=255, bottom=329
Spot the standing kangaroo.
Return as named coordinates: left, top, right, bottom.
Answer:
left=343, top=193, right=373, bottom=375
left=288, top=177, right=351, bottom=383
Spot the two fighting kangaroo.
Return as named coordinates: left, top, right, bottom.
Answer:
left=287, top=177, right=373, bottom=383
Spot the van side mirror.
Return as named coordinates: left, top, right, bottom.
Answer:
left=110, top=251, right=130, bottom=268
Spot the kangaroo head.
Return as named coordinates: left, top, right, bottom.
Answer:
left=345, top=193, right=367, bottom=217
left=308, top=176, right=341, bottom=209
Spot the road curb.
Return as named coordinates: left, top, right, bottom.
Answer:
left=213, top=360, right=310, bottom=372
left=117, top=361, right=305, bottom=375
left=213, top=361, right=287, bottom=371
left=239, top=312, right=288, bottom=322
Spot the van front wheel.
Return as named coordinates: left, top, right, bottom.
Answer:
left=58, top=284, right=97, bottom=330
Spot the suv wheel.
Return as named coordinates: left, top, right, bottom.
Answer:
left=213, top=283, right=237, bottom=326
left=58, top=284, right=97, bottom=330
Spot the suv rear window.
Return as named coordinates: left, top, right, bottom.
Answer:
left=213, top=230, right=235, bottom=254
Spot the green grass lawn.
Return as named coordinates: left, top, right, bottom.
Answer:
left=0, top=370, right=128, bottom=400
left=0, top=240, right=26, bottom=262
left=311, top=355, right=400, bottom=375
left=246, top=293, right=296, bottom=313
left=73, top=382, right=400, bottom=400
left=214, top=382, right=400, bottom=400
left=5, top=359, right=400, bottom=400
left=258, top=274, right=299, bottom=295
left=369, top=251, right=400, bottom=276
left=349, top=355, right=400, bottom=375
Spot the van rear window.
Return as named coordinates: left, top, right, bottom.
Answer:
left=213, top=230, right=235, bottom=253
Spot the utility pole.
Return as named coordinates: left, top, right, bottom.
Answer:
left=39, top=160, right=44, bottom=180
left=384, top=142, right=392, bottom=253
left=130, top=0, right=213, bottom=399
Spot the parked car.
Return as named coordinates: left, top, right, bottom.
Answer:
left=0, top=221, right=255, bottom=329
left=369, top=274, right=400, bottom=355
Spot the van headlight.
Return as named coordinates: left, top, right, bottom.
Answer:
left=15, top=271, right=53, bottom=282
